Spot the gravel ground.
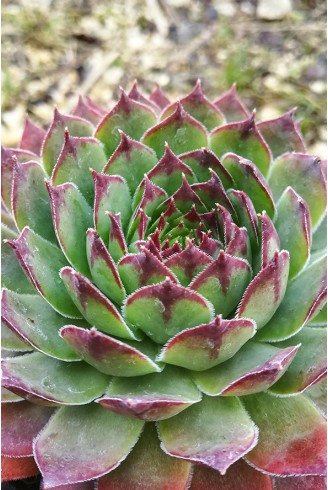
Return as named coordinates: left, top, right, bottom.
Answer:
left=2, top=0, right=327, bottom=155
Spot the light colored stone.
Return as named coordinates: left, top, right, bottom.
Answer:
left=257, top=0, right=293, bottom=20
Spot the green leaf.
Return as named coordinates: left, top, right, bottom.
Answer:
left=34, top=404, right=144, bottom=487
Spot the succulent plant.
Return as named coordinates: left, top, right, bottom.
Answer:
left=1, top=80, right=327, bottom=489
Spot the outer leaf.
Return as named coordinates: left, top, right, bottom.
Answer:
left=257, top=255, right=327, bottom=341
left=237, top=250, right=290, bottom=329
left=86, top=229, right=125, bottom=304
left=97, top=366, right=201, bottom=420
left=150, top=84, right=171, bottom=109
left=123, top=278, right=214, bottom=344
left=1, top=456, right=39, bottom=482
left=210, top=112, right=272, bottom=177
left=142, top=102, right=208, bottom=158
left=42, top=109, right=93, bottom=176
left=180, top=148, right=234, bottom=187
left=257, top=108, right=306, bottom=158
left=1, top=289, right=82, bottom=361
left=214, top=84, right=249, bottom=122
left=60, top=267, right=137, bottom=340
left=244, top=392, right=327, bottom=475
left=273, top=475, right=327, bottom=490
left=193, top=341, right=299, bottom=396
left=19, top=116, right=46, bottom=155
left=2, top=352, right=109, bottom=405
left=98, top=423, right=192, bottom=490
left=190, top=459, right=273, bottom=490
left=1, top=401, right=54, bottom=457
left=158, top=316, right=256, bottom=371
left=47, top=182, right=93, bottom=277
left=274, top=187, right=311, bottom=278
left=93, top=172, right=132, bottom=240
left=8, top=227, right=81, bottom=318
left=190, top=251, right=251, bottom=317
left=60, top=325, right=161, bottom=376
left=34, top=404, right=144, bottom=487
left=269, top=153, right=326, bottom=229
left=11, top=160, right=56, bottom=242
left=159, top=396, right=258, bottom=474
left=51, top=132, right=107, bottom=205
left=95, top=90, right=157, bottom=157
left=103, top=131, right=157, bottom=194
left=1, top=321, right=32, bottom=351
left=269, top=327, right=327, bottom=396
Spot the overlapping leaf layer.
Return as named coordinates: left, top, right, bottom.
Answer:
left=1, top=81, right=327, bottom=489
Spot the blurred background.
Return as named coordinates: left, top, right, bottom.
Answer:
left=2, top=0, right=326, bottom=156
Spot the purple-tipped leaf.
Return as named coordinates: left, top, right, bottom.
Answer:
left=193, top=341, right=299, bottom=396
left=210, top=112, right=272, bottom=177
left=226, top=225, right=252, bottom=262
left=180, top=148, right=234, bottom=187
left=107, top=212, right=128, bottom=262
left=258, top=211, right=280, bottom=269
left=123, top=277, right=214, bottom=344
left=149, top=85, right=171, bottom=109
left=19, top=116, right=46, bottom=155
left=61, top=325, right=160, bottom=376
left=228, top=190, right=259, bottom=248
left=97, top=366, right=201, bottom=420
left=214, top=84, right=249, bottom=122
left=274, top=475, right=327, bottom=490
left=159, top=395, right=258, bottom=475
left=237, top=250, right=289, bottom=329
left=191, top=169, right=234, bottom=213
left=60, top=267, right=137, bottom=340
left=164, top=240, right=212, bottom=286
left=72, top=95, right=106, bottom=124
left=190, top=251, right=251, bottom=317
left=158, top=316, right=256, bottom=371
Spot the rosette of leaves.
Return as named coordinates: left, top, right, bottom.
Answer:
left=1, top=80, right=327, bottom=489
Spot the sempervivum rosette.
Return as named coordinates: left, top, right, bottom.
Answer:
left=1, top=80, right=327, bottom=489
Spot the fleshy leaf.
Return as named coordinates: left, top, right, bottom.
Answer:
left=210, top=112, right=272, bottom=177
left=1, top=147, right=37, bottom=210
left=123, top=277, right=214, bottom=344
left=161, top=80, right=224, bottom=131
left=306, top=379, right=327, bottom=416
left=150, top=84, right=171, bottom=109
left=244, top=392, right=327, bottom=475
left=97, top=366, right=201, bottom=420
left=228, top=190, right=259, bottom=248
left=128, top=80, right=160, bottom=111
left=222, top=153, right=275, bottom=218
left=42, top=108, right=93, bottom=176
left=107, top=212, right=128, bottom=262
left=72, top=95, right=106, bottom=124
left=95, top=90, right=157, bottom=157
left=34, top=404, right=144, bottom=487
left=19, top=116, right=46, bottom=155
left=190, top=251, right=251, bottom=317
left=237, top=250, right=290, bottom=329
left=158, top=316, right=256, bottom=371
left=103, top=131, right=157, bottom=194
left=166, top=175, right=204, bottom=214
left=60, top=267, right=137, bottom=340
left=257, top=108, right=306, bottom=158
left=274, top=187, right=311, bottom=278
left=226, top=225, right=252, bottom=263
left=214, top=84, right=249, bottom=122
left=60, top=325, right=160, bottom=376
left=269, top=153, right=326, bottom=229
left=1, top=289, right=82, bottom=361
left=98, top=423, right=191, bottom=490
left=1, top=401, right=54, bottom=457
left=2, top=352, right=109, bottom=405
left=47, top=182, right=93, bottom=277
left=159, top=395, right=258, bottom=474
left=1, top=456, right=39, bottom=482
left=93, top=172, right=132, bottom=241
left=131, top=176, right=168, bottom=222
left=269, top=327, right=327, bottom=396
left=8, top=227, right=81, bottom=318
left=274, top=475, right=327, bottom=490
left=51, top=132, right=107, bottom=205
left=190, top=459, right=274, bottom=490
left=193, top=341, right=299, bottom=396
left=86, top=229, right=125, bottom=304
left=191, top=169, right=234, bottom=213
left=118, top=248, right=177, bottom=294
left=1, top=320, right=32, bottom=351
left=142, top=102, right=208, bottom=158
left=164, top=240, right=212, bottom=286
left=12, top=161, right=56, bottom=242
left=146, top=144, right=195, bottom=194
left=258, top=211, right=280, bottom=269
left=257, top=255, right=327, bottom=341
left=180, top=148, right=234, bottom=187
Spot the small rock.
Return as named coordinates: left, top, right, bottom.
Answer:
left=257, top=0, right=293, bottom=20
